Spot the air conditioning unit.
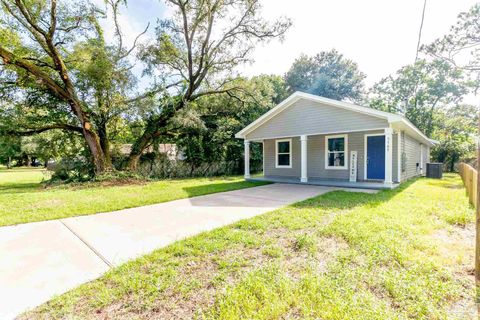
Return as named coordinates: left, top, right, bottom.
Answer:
left=426, top=163, right=443, bottom=179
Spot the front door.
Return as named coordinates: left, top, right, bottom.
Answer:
left=367, top=135, right=385, bottom=180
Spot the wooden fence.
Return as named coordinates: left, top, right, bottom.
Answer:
left=458, top=163, right=478, bottom=208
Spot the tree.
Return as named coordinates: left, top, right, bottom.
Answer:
left=422, top=4, right=480, bottom=297
left=176, top=75, right=288, bottom=173
left=369, top=59, right=469, bottom=136
left=284, top=49, right=366, bottom=102
left=431, top=104, right=477, bottom=172
left=126, top=0, right=291, bottom=170
left=0, top=0, right=148, bottom=174
left=0, top=135, right=21, bottom=168
left=422, top=3, right=480, bottom=74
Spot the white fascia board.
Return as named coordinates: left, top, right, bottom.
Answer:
left=391, top=118, right=435, bottom=147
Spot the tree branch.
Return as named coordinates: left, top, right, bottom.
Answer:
left=4, top=124, right=83, bottom=136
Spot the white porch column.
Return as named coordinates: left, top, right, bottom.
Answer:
left=384, top=128, right=393, bottom=187
left=244, top=140, right=250, bottom=178
left=397, top=131, right=402, bottom=183
left=300, top=135, right=308, bottom=182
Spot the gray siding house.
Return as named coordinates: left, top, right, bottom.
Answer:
left=236, top=92, right=435, bottom=189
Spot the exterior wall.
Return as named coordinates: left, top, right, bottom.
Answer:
left=246, top=99, right=389, bottom=140
left=422, top=145, right=430, bottom=175
left=262, top=131, right=430, bottom=184
left=402, top=133, right=423, bottom=180
left=264, top=137, right=301, bottom=177
left=264, top=130, right=384, bottom=181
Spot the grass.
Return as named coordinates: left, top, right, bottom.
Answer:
left=0, top=167, right=268, bottom=227
left=23, top=174, right=476, bottom=319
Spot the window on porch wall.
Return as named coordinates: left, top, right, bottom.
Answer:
left=326, top=135, right=347, bottom=169
left=275, top=139, right=291, bottom=168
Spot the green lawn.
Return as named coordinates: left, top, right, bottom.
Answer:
left=24, top=174, right=475, bottom=319
left=0, top=167, right=267, bottom=227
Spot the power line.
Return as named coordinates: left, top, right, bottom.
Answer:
left=415, top=0, right=427, bottom=63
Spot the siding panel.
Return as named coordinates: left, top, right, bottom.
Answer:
left=246, top=99, right=389, bottom=140
left=264, top=130, right=385, bottom=181
left=264, top=137, right=301, bottom=177
left=403, top=133, right=422, bottom=180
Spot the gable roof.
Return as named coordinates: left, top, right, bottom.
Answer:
left=235, top=91, right=435, bottom=146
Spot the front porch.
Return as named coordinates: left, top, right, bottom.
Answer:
left=247, top=175, right=399, bottom=190
left=243, top=128, right=398, bottom=189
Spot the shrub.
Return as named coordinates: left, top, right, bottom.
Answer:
left=50, top=157, right=94, bottom=183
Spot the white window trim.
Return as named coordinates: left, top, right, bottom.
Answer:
left=325, top=134, right=348, bottom=170
left=275, top=138, right=292, bottom=168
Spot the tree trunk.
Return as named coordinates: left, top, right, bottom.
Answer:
left=126, top=131, right=155, bottom=171
left=97, top=121, right=112, bottom=169
left=7, top=156, right=11, bottom=169
left=126, top=116, right=166, bottom=171
left=82, top=127, right=109, bottom=174
left=126, top=102, right=178, bottom=171
left=68, top=100, right=110, bottom=175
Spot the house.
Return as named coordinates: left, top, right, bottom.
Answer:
left=235, top=91, right=435, bottom=189
left=117, top=144, right=184, bottom=161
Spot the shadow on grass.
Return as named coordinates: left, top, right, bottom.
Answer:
left=0, top=183, right=44, bottom=194
left=0, top=167, right=46, bottom=173
left=182, top=178, right=419, bottom=211
left=290, top=178, right=419, bottom=211
left=182, top=180, right=270, bottom=199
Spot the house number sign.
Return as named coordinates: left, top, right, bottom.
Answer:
left=349, top=151, right=357, bottom=182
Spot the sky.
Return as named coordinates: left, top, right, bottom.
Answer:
left=100, top=0, right=479, bottom=104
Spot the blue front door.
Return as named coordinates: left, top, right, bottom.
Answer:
left=367, top=135, right=385, bottom=180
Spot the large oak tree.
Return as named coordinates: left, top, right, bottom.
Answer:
left=0, top=0, right=148, bottom=173
left=125, top=0, right=291, bottom=170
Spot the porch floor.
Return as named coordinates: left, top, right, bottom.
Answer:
left=247, top=176, right=399, bottom=190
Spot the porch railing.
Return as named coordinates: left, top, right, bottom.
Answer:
left=458, top=163, right=478, bottom=208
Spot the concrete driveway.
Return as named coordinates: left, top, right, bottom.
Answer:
left=0, top=183, right=376, bottom=319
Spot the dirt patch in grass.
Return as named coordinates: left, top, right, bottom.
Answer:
left=434, top=224, right=476, bottom=318
left=84, top=229, right=350, bottom=320
left=44, top=178, right=149, bottom=190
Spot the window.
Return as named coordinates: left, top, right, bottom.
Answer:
left=325, top=134, right=348, bottom=169
left=275, top=139, right=292, bottom=168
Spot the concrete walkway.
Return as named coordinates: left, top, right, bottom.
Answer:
left=0, top=183, right=376, bottom=319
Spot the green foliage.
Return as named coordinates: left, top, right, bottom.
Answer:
left=369, top=59, right=470, bottom=136
left=431, top=105, right=478, bottom=171
left=50, top=157, right=95, bottom=183
left=285, top=49, right=366, bottom=102
left=0, top=135, right=21, bottom=167
left=369, top=59, right=476, bottom=169
left=176, top=75, right=288, bottom=173
left=422, top=3, right=480, bottom=74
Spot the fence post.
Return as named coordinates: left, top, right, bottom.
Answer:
left=476, top=122, right=480, bottom=310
